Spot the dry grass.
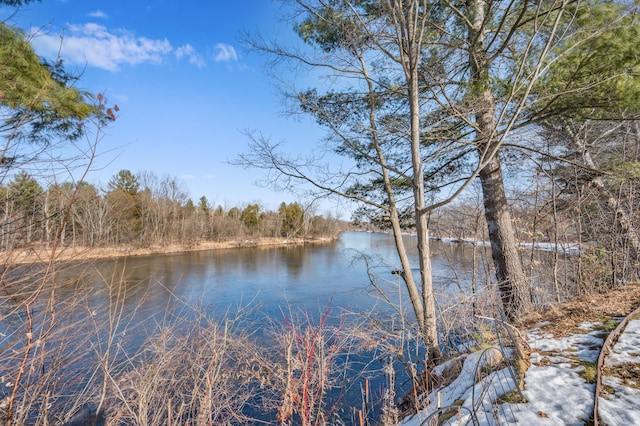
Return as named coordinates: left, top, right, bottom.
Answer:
left=0, top=264, right=378, bottom=425
left=0, top=258, right=264, bottom=425
left=517, top=283, right=640, bottom=337
left=0, top=237, right=337, bottom=266
left=100, top=315, right=264, bottom=425
left=602, top=363, right=640, bottom=390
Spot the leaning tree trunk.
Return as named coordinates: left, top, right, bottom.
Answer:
left=469, top=0, right=527, bottom=321
left=386, top=0, right=441, bottom=359
left=362, top=55, right=429, bottom=350
left=409, top=83, right=440, bottom=360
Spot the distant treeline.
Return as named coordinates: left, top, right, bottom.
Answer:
left=0, top=169, right=345, bottom=251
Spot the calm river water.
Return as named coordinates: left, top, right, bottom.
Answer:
left=0, top=231, right=489, bottom=423
left=80, top=231, right=486, bottom=325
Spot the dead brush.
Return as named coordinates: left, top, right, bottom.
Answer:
left=101, top=312, right=264, bottom=425
left=0, top=261, right=104, bottom=425
left=257, top=305, right=364, bottom=426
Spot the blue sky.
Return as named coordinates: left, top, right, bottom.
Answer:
left=7, top=1, right=341, bottom=214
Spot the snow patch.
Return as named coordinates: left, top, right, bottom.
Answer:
left=503, top=360, right=594, bottom=425
left=599, top=376, right=640, bottom=425
left=607, top=319, right=640, bottom=365
left=398, top=320, right=640, bottom=425
left=597, top=319, right=640, bottom=425
left=527, top=327, right=603, bottom=363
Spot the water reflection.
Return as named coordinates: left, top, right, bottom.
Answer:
left=0, top=232, right=504, bottom=423
left=0, top=233, right=493, bottom=343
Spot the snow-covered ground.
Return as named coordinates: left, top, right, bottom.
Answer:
left=400, top=318, right=640, bottom=425
left=599, top=319, right=640, bottom=426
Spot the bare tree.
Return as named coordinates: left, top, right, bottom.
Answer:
left=240, top=0, right=447, bottom=359
left=238, top=0, right=588, bottom=352
left=543, top=120, right=640, bottom=283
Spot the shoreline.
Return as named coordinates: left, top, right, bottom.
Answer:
left=0, top=236, right=339, bottom=266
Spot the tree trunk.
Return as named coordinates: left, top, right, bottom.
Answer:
left=468, top=0, right=527, bottom=321
left=409, top=75, right=440, bottom=360
left=44, top=191, right=51, bottom=248
left=479, top=155, right=527, bottom=320
left=359, top=19, right=441, bottom=357
left=402, top=0, right=441, bottom=360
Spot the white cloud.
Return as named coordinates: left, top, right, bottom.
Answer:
left=31, top=23, right=173, bottom=71
left=175, top=44, right=206, bottom=68
left=88, top=10, right=108, bottom=19
left=213, top=43, right=238, bottom=62
left=30, top=23, right=235, bottom=72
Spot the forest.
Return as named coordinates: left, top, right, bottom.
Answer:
left=0, top=168, right=342, bottom=252
left=0, top=0, right=639, bottom=424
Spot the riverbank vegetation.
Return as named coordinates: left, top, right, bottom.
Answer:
left=0, top=167, right=347, bottom=264
left=1, top=0, right=640, bottom=424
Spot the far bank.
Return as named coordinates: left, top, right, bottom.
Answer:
left=0, top=235, right=340, bottom=266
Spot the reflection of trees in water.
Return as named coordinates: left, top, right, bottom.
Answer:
left=434, top=241, right=488, bottom=269
left=198, top=242, right=340, bottom=282
left=281, top=246, right=306, bottom=278
left=0, top=232, right=498, bottom=422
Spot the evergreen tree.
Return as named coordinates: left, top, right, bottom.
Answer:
left=241, top=204, right=261, bottom=232
left=107, top=170, right=141, bottom=244
left=0, top=22, right=94, bottom=154
left=279, top=202, right=304, bottom=237
left=8, top=171, right=41, bottom=210
left=108, top=170, right=140, bottom=196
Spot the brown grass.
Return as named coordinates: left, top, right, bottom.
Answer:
left=602, top=363, right=640, bottom=390
left=517, top=283, right=640, bottom=337
left=0, top=237, right=337, bottom=266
